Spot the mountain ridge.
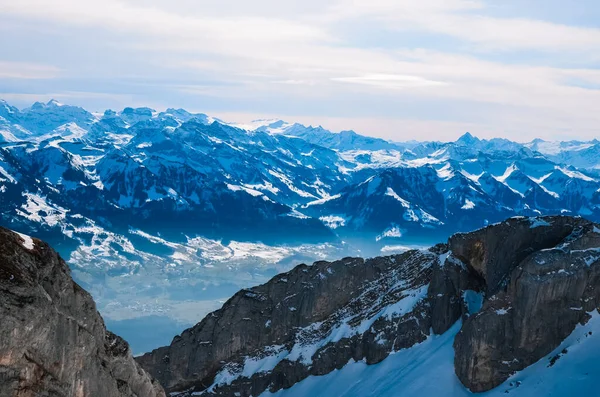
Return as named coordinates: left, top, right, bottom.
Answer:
left=135, top=215, right=600, bottom=396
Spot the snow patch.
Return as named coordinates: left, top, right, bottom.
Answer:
left=320, top=215, right=346, bottom=229
left=461, top=199, right=475, bottom=210
left=385, top=188, right=410, bottom=208
left=497, top=164, right=518, bottom=183
left=376, top=226, right=402, bottom=241
left=15, top=231, right=35, bottom=250
left=557, top=167, right=596, bottom=182
left=436, top=163, right=455, bottom=180
left=496, top=307, right=511, bottom=315
left=268, top=170, right=317, bottom=199
left=530, top=218, right=552, bottom=228
left=304, top=194, right=341, bottom=207
left=227, top=184, right=263, bottom=197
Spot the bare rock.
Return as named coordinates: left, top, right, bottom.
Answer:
left=427, top=251, right=485, bottom=335
left=454, top=217, right=600, bottom=392
left=448, top=216, right=588, bottom=294
left=137, top=250, right=438, bottom=396
left=134, top=215, right=600, bottom=396
left=0, top=228, right=165, bottom=397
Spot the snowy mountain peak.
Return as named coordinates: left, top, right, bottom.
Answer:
left=29, top=101, right=46, bottom=111
left=1, top=98, right=600, bottom=249
left=122, top=106, right=155, bottom=114
left=0, top=100, right=18, bottom=117
left=456, top=132, right=480, bottom=145
left=252, top=119, right=292, bottom=133
left=252, top=118, right=283, bottom=125
left=46, top=99, right=63, bottom=107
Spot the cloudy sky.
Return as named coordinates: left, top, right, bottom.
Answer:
left=1, top=0, right=599, bottom=141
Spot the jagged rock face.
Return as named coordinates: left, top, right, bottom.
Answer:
left=448, top=216, right=589, bottom=294
left=136, top=215, right=600, bottom=396
left=427, top=248, right=483, bottom=335
left=137, top=250, right=437, bottom=396
left=454, top=217, right=600, bottom=392
left=0, top=228, right=165, bottom=397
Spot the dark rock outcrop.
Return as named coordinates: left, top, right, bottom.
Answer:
left=137, top=215, right=600, bottom=396
left=453, top=217, right=600, bottom=392
left=137, top=250, right=437, bottom=396
left=448, top=216, right=586, bottom=294
left=427, top=250, right=482, bottom=335
left=0, top=228, right=166, bottom=397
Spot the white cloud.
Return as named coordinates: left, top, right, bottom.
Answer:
left=406, top=15, right=600, bottom=52
left=329, top=0, right=600, bottom=53
left=0, top=61, right=60, bottom=79
left=0, top=0, right=329, bottom=45
left=332, top=74, right=447, bottom=89
left=1, top=0, right=600, bottom=141
left=328, top=0, right=483, bottom=18
left=272, top=80, right=317, bottom=86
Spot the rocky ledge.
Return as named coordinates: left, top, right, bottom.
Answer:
left=137, top=216, right=600, bottom=396
left=0, top=227, right=166, bottom=397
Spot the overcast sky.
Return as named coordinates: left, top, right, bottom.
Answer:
left=1, top=0, right=600, bottom=141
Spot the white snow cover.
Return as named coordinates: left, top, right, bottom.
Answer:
left=226, top=184, right=263, bottom=197
left=0, top=165, right=17, bottom=183
left=435, top=163, right=455, bottom=180
left=557, top=167, right=596, bottom=182
left=385, top=188, right=410, bottom=208
left=461, top=199, right=475, bottom=210
left=304, top=194, right=341, bottom=207
left=529, top=218, right=552, bottom=228
left=211, top=284, right=430, bottom=389
left=380, top=245, right=425, bottom=254
left=320, top=215, right=346, bottom=229
left=376, top=226, right=402, bottom=241
left=16, top=193, right=68, bottom=228
left=15, top=231, right=34, bottom=250
left=263, top=312, right=600, bottom=397
left=527, top=140, right=596, bottom=156
left=339, top=150, right=403, bottom=170
left=460, top=170, right=483, bottom=182
left=268, top=169, right=317, bottom=199
left=497, top=164, right=518, bottom=183
left=245, top=181, right=280, bottom=195
left=287, top=209, right=310, bottom=219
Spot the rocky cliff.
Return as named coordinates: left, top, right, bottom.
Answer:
left=452, top=216, right=600, bottom=391
left=137, top=216, right=600, bottom=396
left=137, top=250, right=436, bottom=395
left=0, top=227, right=166, bottom=397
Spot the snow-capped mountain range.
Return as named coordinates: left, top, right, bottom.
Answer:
left=2, top=99, right=600, bottom=351
left=3, top=99, right=598, bottom=245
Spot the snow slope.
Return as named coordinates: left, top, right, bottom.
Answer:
left=264, top=313, right=600, bottom=397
